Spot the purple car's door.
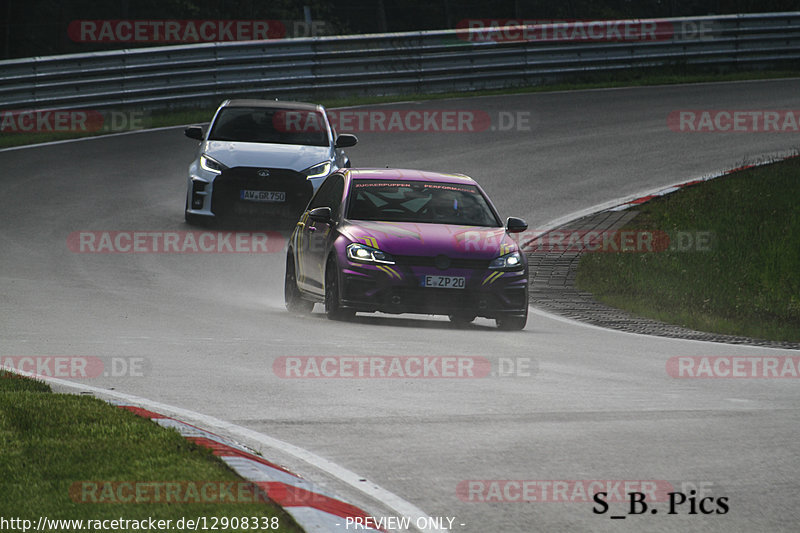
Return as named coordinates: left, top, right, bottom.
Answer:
left=297, top=174, right=344, bottom=294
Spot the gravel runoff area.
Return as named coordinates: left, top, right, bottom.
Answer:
left=525, top=209, right=800, bottom=350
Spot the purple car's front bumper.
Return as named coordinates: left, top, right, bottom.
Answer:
left=338, top=258, right=528, bottom=318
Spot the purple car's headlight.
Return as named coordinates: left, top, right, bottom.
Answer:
left=489, top=251, right=524, bottom=271
left=346, top=243, right=396, bottom=265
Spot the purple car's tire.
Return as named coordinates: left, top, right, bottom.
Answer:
left=325, top=257, right=355, bottom=321
left=285, top=253, right=313, bottom=314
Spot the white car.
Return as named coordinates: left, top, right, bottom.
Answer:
left=184, top=99, right=357, bottom=226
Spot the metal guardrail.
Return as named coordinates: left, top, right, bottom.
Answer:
left=1, top=12, right=799, bottom=111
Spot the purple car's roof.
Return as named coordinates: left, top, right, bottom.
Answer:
left=344, top=168, right=476, bottom=185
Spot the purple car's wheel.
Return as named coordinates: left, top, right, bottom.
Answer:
left=285, top=253, right=313, bottom=314
left=325, top=257, right=355, bottom=321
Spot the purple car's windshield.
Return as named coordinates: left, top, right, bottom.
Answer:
left=208, top=107, right=329, bottom=147
left=347, top=180, right=501, bottom=227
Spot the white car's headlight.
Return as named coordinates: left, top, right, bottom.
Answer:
left=346, top=243, right=396, bottom=265
left=303, top=161, right=332, bottom=179
left=489, top=251, right=524, bottom=271
left=200, top=154, right=226, bottom=174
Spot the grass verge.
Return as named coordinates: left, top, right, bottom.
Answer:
left=0, top=371, right=303, bottom=532
left=575, top=156, right=800, bottom=342
left=2, top=67, right=799, bottom=149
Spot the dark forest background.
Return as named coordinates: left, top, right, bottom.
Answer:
left=2, top=0, right=799, bottom=59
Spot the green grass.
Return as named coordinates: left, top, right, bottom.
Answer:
left=575, top=157, right=800, bottom=342
left=2, top=66, right=799, bottom=149
left=0, top=371, right=303, bottom=532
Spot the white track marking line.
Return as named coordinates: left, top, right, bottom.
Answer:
left=11, top=370, right=446, bottom=533
left=0, top=124, right=189, bottom=152
left=528, top=296, right=795, bottom=352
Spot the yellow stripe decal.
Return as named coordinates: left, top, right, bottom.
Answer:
left=482, top=271, right=504, bottom=286
left=384, top=266, right=400, bottom=279
left=376, top=265, right=401, bottom=280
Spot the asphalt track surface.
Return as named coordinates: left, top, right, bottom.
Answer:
left=2, top=79, right=800, bottom=532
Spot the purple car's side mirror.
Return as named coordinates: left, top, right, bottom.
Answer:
left=308, top=206, right=333, bottom=223
left=506, top=217, right=528, bottom=233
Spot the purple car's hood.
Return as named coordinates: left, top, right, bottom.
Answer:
left=340, top=220, right=517, bottom=259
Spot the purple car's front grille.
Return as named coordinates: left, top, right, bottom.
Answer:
left=388, top=287, right=480, bottom=310
left=393, top=255, right=491, bottom=270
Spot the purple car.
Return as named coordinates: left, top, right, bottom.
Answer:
left=285, top=168, right=529, bottom=329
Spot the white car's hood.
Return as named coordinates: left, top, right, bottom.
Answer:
left=204, top=141, right=331, bottom=171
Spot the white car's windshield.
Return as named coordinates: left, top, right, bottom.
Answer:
left=208, top=107, right=330, bottom=147
left=347, top=180, right=501, bottom=227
